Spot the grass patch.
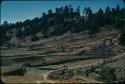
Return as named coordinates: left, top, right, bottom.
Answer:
left=99, top=66, right=117, bottom=82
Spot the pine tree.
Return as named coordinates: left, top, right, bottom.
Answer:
left=119, top=32, right=125, bottom=45
left=97, top=8, right=104, bottom=26
left=64, top=5, right=69, bottom=17
left=105, top=6, right=111, bottom=15
left=123, top=0, right=125, bottom=8
left=48, top=9, right=53, bottom=17
left=76, top=6, right=80, bottom=16
left=87, top=7, right=92, bottom=18
left=116, top=4, right=120, bottom=16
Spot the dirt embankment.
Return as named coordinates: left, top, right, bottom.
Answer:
left=1, top=30, right=124, bottom=83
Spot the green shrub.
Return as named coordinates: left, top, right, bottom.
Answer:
left=115, top=19, right=125, bottom=30
left=1, top=80, right=4, bottom=84
left=99, top=66, right=116, bottom=82
left=66, top=69, right=74, bottom=77
left=3, top=68, right=26, bottom=76
left=31, top=35, right=39, bottom=41
left=88, top=30, right=96, bottom=38
left=119, top=32, right=125, bottom=45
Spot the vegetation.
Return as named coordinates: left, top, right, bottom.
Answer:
left=0, top=80, right=4, bottom=84
left=119, top=32, right=125, bottom=45
left=31, top=35, right=39, bottom=41
left=99, top=66, right=116, bottom=82
left=0, top=5, right=125, bottom=45
left=3, top=68, right=26, bottom=76
left=48, top=69, right=74, bottom=80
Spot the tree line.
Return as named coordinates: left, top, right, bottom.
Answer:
left=0, top=5, right=125, bottom=45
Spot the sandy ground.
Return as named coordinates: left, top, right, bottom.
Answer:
left=1, top=53, right=125, bottom=83
left=1, top=58, right=102, bottom=83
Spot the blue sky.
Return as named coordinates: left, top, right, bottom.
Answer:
left=1, top=0, right=124, bottom=24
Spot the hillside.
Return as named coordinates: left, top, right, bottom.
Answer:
left=1, top=4, right=125, bottom=83
left=1, top=5, right=125, bottom=46
left=1, top=28, right=125, bottom=83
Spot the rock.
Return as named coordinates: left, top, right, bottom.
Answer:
left=89, top=72, right=100, bottom=80
left=76, top=68, right=87, bottom=75
left=48, top=69, right=74, bottom=80
left=84, top=66, right=91, bottom=71
left=94, top=63, right=102, bottom=68
left=95, top=68, right=101, bottom=74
